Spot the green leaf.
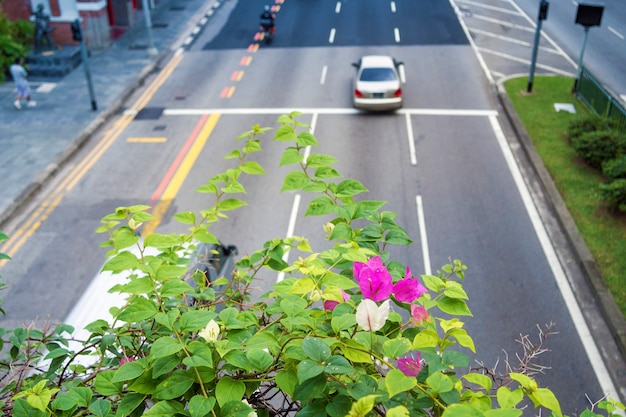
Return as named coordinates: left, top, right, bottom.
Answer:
left=281, top=171, right=310, bottom=192
left=160, top=280, right=193, bottom=297
left=247, top=349, right=274, bottom=372
left=298, top=360, right=326, bottom=383
left=296, top=131, right=318, bottom=146
left=412, top=329, right=439, bottom=349
left=152, top=355, right=180, bottom=378
left=331, top=314, right=356, bottom=334
left=144, top=233, right=181, bottom=249
left=384, top=229, right=412, bottom=245
left=530, top=388, right=562, bottom=417
left=173, top=211, right=196, bottom=224
left=88, top=398, right=112, bottom=417
left=117, top=393, right=147, bottom=416
left=442, top=404, right=484, bottom=417
left=437, top=296, right=473, bottom=316
left=313, top=166, right=341, bottom=179
left=276, top=370, right=298, bottom=397
left=150, top=336, right=184, bottom=358
left=280, top=147, right=304, bottom=166
left=305, top=196, right=335, bottom=216
left=444, top=282, right=469, bottom=299
left=289, top=278, right=316, bottom=295
left=183, top=342, right=213, bottom=368
left=218, top=199, right=248, bottom=211
left=324, top=356, right=353, bottom=374
left=341, top=340, right=372, bottom=363
left=221, top=400, right=255, bottom=417
left=112, top=360, right=146, bottom=382
left=274, top=125, right=297, bottom=142
left=387, top=406, right=410, bottom=417
left=336, top=179, right=368, bottom=198
left=101, top=251, right=140, bottom=273
left=383, top=338, right=412, bottom=359
left=94, top=371, right=123, bottom=396
left=143, top=400, right=185, bottom=416
left=153, top=370, right=195, bottom=400
left=302, top=337, right=331, bottom=362
left=189, top=395, right=216, bottom=417
left=422, top=274, right=444, bottom=292
left=426, top=372, right=455, bottom=394
left=385, top=369, right=416, bottom=398
left=306, top=153, right=338, bottom=168
left=330, top=222, right=352, bottom=241
left=118, top=297, right=159, bottom=322
left=240, top=160, right=265, bottom=174
left=192, top=228, right=219, bottom=244
left=442, top=350, right=469, bottom=368
left=216, top=377, right=246, bottom=407
left=484, top=409, right=523, bottom=417
left=449, top=328, right=476, bottom=352
left=180, top=310, right=213, bottom=332
left=346, top=394, right=378, bottom=417
left=463, top=373, right=492, bottom=392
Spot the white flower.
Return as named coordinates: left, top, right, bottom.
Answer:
left=198, top=319, right=220, bottom=342
left=356, top=299, right=390, bottom=331
left=242, top=399, right=258, bottom=417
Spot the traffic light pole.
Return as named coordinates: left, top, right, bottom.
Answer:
left=73, top=18, right=97, bottom=111
left=527, top=0, right=549, bottom=93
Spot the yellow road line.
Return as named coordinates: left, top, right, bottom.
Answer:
left=142, top=113, right=221, bottom=235
left=127, top=137, right=168, bottom=143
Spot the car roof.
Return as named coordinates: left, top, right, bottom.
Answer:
left=360, top=55, right=396, bottom=68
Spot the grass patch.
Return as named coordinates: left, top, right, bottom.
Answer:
left=503, top=76, right=626, bottom=317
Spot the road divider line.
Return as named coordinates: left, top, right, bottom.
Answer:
left=335, top=1, right=341, bottom=13
left=164, top=107, right=498, bottom=116
left=143, top=113, right=221, bottom=235
left=477, top=47, right=575, bottom=77
left=127, top=137, right=167, bottom=143
left=415, top=195, right=431, bottom=275
left=405, top=113, right=417, bottom=166
left=320, top=65, right=327, bottom=85
left=390, top=1, right=396, bottom=12
left=608, top=26, right=624, bottom=40
left=394, top=28, right=400, bottom=43
left=329, top=28, right=336, bottom=44
left=276, top=193, right=301, bottom=283
left=488, top=114, right=619, bottom=402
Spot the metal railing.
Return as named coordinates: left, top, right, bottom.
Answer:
left=576, top=67, right=626, bottom=133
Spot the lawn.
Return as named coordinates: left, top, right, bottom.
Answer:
left=503, top=76, right=626, bottom=317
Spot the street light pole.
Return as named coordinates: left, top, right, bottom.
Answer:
left=72, top=18, right=97, bottom=111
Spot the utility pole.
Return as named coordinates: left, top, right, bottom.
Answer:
left=527, top=0, right=549, bottom=93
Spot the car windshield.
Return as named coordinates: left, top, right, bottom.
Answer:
left=359, top=68, right=397, bottom=82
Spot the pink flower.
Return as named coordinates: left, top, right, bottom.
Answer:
left=411, top=304, right=429, bottom=325
left=120, top=356, right=136, bottom=365
left=397, top=352, right=423, bottom=377
left=324, top=290, right=350, bottom=311
left=392, top=267, right=427, bottom=303
left=354, top=256, right=393, bottom=302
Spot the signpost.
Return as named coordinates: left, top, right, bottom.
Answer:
left=72, top=19, right=97, bottom=111
left=527, top=0, right=549, bottom=93
left=573, top=3, right=604, bottom=93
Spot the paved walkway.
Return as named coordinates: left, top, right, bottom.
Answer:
left=0, top=0, right=223, bottom=227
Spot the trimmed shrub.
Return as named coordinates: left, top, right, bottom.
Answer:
left=571, top=129, right=621, bottom=170
left=602, top=155, right=626, bottom=180
left=567, top=114, right=619, bottom=143
left=0, top=11, right=33, bottom=83
left=600, top=179, right=626, bottom=213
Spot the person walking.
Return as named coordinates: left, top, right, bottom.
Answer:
left=10, top=57, right=36, bottom=110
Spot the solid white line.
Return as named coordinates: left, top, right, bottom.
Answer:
left=415, top=196, right=432, bottom=275
left=164, top=108, right=498, bottom=116
left=394, top=28, right=401, bottom=43
left=448, top=0, right=494, bottom=84
left=390, top=1, right=396, bottom=13
left=477, top=47, right=576, bottom=77
left=320, top=65, right=328, bottom=85
left=276, top=194, right=301, bottom=283
left=457, top=0, right=522, bottom=15
left=488, top=114, right=619, bottom=401
left=329, top=28, right=336, bottom=44
left=471, top=14, right=535, bottom=33
left=608, top=26, right=625, bottom=40
left=335, top=1, right=341, bottom=13
left=470, top=27, right=562, bottom=54
left=405, top=113, right=417, bottom=166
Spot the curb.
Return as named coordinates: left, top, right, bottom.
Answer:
left=496, top=83, right=626, bottom=367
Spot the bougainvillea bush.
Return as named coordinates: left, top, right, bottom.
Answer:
left=1, top=113, right=624, bottom=416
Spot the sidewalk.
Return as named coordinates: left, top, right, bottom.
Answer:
left=0, top=0, right=223, bottom=228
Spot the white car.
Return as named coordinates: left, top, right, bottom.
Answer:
left=352, top=55, right=403, bottom=111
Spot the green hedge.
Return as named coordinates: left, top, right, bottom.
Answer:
left=0, top=10, right=34, bottom=83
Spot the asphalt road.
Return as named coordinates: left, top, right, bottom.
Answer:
left=0, top=0, right=622, bottom=414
